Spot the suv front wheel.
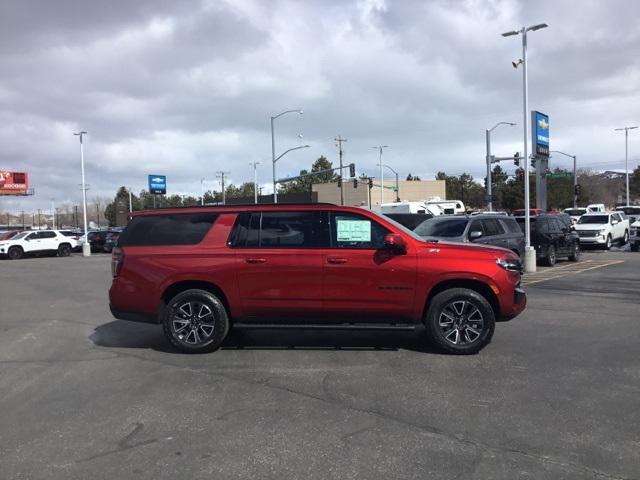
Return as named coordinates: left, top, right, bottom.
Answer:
left=162, top=289, right=229, bottom=353
left=425, top=288, right=495, bottom=355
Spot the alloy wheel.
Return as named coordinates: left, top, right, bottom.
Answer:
left=438, top=300, right=484, bottom=346
left=171, top=301, right=216, bottom=345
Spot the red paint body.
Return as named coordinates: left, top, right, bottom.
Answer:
left=109, top=205, right=526, bottom=324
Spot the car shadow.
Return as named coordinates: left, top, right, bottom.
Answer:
left=89, top=320, right=441, bottom=355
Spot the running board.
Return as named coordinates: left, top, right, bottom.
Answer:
left=233, top=323, right=417, bottom=331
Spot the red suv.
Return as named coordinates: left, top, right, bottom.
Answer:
left=109, top=204, right=526, bottom=354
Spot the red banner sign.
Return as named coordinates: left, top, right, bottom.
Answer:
left=0, top=171, right=29, bottom=195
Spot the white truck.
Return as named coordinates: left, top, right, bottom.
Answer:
left=562, top=207, right=588, bottom=224
left=426, top=198, right=465, bottom=215
left=573, top=212, right=629, bottom=249
left=0, top=230, right=74, bottom=259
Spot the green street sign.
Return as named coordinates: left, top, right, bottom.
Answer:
left=547, top=172, right=572, bottom=178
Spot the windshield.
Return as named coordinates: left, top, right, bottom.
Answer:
left=564, top=209, right=586, bottom=216
left=11, top=232, right=28, bottom=240
left=369, top=210, right=426, bottom=242
left=577, top=215, right=609, bottom=224
left=414, top=217, right=468, bottom=237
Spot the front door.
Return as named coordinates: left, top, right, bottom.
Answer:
left=231, top=211, right=327, bottom=321
left=322, top=211, right=417, bottom=322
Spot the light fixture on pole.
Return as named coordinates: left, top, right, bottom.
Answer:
left=249, top=162, right=261, bottom=204
left=614, top=126, right=638, bottom=206
left=550, top=150, right=578, bottom=208
left=372, top=146, right=389, bottom=205
left=200, top=178, right=205, bottom=206
left=216, top=171, right=231, bottom=205
left=502, top=22, right=548, bottom=273
left=377, top=163, right=400, bottom=202
left=486, top=122, right=516, bottom=211
left=271, top=109, right=304, bottom=203
left=73, top=130, right=91, bottom=257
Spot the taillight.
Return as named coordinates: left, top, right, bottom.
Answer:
left=111, top=247, right=125, bottom=277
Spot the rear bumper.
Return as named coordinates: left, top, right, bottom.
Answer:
left=109, top=305, right=159, bottom=324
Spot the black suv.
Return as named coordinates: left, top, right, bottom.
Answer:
left=516, top=214, right=580, bottom=266
left=413, top=214, right=525, bottom=257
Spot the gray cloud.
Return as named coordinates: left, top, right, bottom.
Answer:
left=0, top=0, right=639, bottom=213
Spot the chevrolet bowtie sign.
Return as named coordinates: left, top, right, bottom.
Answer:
left=531, top=111, right=549, bottom=157
left=148, top=174, right=167, bottom=195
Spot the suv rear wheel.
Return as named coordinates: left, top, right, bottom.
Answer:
left=544, top=245, right=556, bottom=266
left=425, top=288, right=495, bottom=355
left=162, top=289, right=229, bottom=353
left=57, top=244, right=72, bottom=257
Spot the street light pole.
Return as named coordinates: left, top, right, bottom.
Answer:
left=550, top=151, right=578, bottom=207
left=249, top=162, right=261, bottom=204
left=372, top=146, right=388, bottom=205
left=200, top=178, right=205, bottom=206
left=378, top=163, right=400, bottom=202
left=503, top=23, right=547, bottom=273
left=128, top=187, right=133, bottom=212
left=486, top=122, right=516, bottom=211
left=271, top=109, right=303, bottom=203
left=216, top=171, right=230, bottom=205
left=73, top=131, right=91, bottom=256
left=615, top=126, right=638, bottom=205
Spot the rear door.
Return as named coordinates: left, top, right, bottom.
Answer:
left=231, top=211, right=327, bottom=321
left=550, top=217, right=569, bottom=255
left=39, top=231, right=59, bottom=251
left=322, top=211, right=417, bottom=322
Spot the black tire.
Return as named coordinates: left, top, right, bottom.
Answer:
left=568, top=242, right=581, bottom=262
left=424, top=288, right=495, bottom=355
left=621, top=230, right=629, bottom=245
left=604, top=235, right=612, bottom=250
left=162, top=289, right=229, bottom=354
left=7, top=246, right=23, bottom=260
left=544, top=245, right=556, bottom=266
left=631, top=243, right=639, bottom=252
left=57, top=243, right=72, bottom=257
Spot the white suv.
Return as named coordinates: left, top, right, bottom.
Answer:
left=630, top=219, right=640, bottom=252
left=574, top=212, right=629, bottom=249
left=0, top=230, right=74, bottom=260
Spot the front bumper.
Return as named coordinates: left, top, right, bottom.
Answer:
left=498, top=285, right=527, bottom=322
left=577, top=235, right=607, bottom=244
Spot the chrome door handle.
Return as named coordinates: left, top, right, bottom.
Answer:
left=245, top=258, right=266, bottom=264
left=327, top=257, right=348, bottom=264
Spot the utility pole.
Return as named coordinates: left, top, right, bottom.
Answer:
left=128, top=188, right=133, bottom=212
left=37, top=209, right=41, bottom=229
left=96, top=202, right=101, bottom=229
left=50, top=198, right=56, bottom=229
left=21, top=211, right=25, bottom=229
left=74, top=130, right=91, bottom=256
left=249, top=162, right=261, bottom=204
left=615, top=126, right=638, bottom=206
left=372, top=146, right=388, bottom=205
left=74, top=205, right=79, bottom=230
left=335, top=136, right=347, bottom=205
left=200, top=178, right=205, bottom=206
left=216, top=171, right=230, bottom=205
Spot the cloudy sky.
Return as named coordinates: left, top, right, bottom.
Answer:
left=1, top=0, right=639, bottom=212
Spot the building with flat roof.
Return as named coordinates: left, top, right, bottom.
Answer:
left=312, top=179, right=446, bottom=207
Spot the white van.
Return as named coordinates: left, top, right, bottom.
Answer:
left=380, top=201, right=443, bottom=216
left=426, top=199, right=465, bottom=215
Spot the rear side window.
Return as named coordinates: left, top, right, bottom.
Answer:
left=229, top=211, right=327, bottom=248
left=500, top=218, right=522, bottom=234
left=120, top=213, right=218, bottom=246
left=40, top=231, right=57, bottom=239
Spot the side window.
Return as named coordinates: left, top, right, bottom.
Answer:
left=481, top=218, right=504, bottom=237
left=259, top=212, right=326, bottom=248
left=468, top=220, right=484, bottom=235
left=537, top=218, right=549, bottom=234
left=27, top=232, right=39, bottom=240
left=501, top=218, right=521, bottom=234
left=120, top=213, right=218, bottom=246
left=228, top=212, right=260, bottom=248
left=40, top=231, right=56, bottom=239
left=330, top=212, right=388, bottom=249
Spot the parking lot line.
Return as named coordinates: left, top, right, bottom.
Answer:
left=522, top=260, right=624, bottom=286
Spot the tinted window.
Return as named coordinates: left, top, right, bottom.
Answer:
left=577, top=215, right=609, bottom=224
left=481, top=218, right=504, bottom=236
left=330, top=212, right=388, bottom=249
left=40, top=231, right=56, bottom=239
left=537, top=218, right=550, bottom=234
left=260, top=212, right=326, bottom=248
left=500, top=218, right=521, bottom=234
left=120, top=213, right=218, bottom=246
left=60, top=231, right=77, bottom=237
left=547, top=218, right=562, bottom=233
left=414, top=218, right=468, bottom=237
left=27, top=232, right=39, bottom=240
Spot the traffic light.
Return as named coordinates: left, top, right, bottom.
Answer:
left=353, top=178, right=358, bottom=188
left=513, top=152, right=520, bottom=166
left=337, top=177, right=342, bottom=188
left=368, top=178, right=373, bottom=189
left=531, top=157, right=536, bottom=169
left=349, top=163, right=356, bottom=177
left=575, top=184, right=581, bottom=196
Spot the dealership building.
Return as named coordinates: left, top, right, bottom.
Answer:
left=312, top=179, right=446, bottom=206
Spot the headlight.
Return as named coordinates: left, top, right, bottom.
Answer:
left=496, top=258, right=523, bottom=273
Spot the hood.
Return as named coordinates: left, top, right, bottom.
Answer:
left=421, top=239, right=515, bottom=258
left=574, top=223, right=606, bottom=230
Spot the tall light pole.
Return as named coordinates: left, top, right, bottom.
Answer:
left=200, top=178, right=205, bottom=206
left=249, top=162, right=261, bottom=204
left=73, top=131, right=91, bottom=257
left=271, top=109, right=304, bottom=203
left=378, top=163, right=400, bottom=202
left=128, top=187, right=133, bottom=212
left=486, top=122, right=516, bottom=211
left=50, top=198, right=56, bottom=229
left=614, top=126, right=638, bottom=206
left=216, top=171, right=230, bottom=205
left=550, top=150, right=578, bottom=207
left=372, top=146, right=388, bottom=205
left=503, top=22, right=547, bottom=273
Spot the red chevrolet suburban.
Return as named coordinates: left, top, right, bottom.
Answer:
left=109, top=204, right=526, bottom=354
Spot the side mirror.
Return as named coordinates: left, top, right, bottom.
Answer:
left=384, top=233, right=407, bottom=254
left=611, top=220, right=619, bottom=225
left=469, top=230, right=483, bottom=241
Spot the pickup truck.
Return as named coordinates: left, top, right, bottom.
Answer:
left=573, top=212, right=629, bottom=249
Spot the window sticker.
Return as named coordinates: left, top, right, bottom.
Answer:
left=336, top=218, right=371, bottom=242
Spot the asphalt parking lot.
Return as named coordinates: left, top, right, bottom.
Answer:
left=1, top=251, right=639, bottom=479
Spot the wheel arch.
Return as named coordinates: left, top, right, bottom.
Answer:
left=160, top=280, right=232, bottom=320
left=424, top=279, right=500, bottom=321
